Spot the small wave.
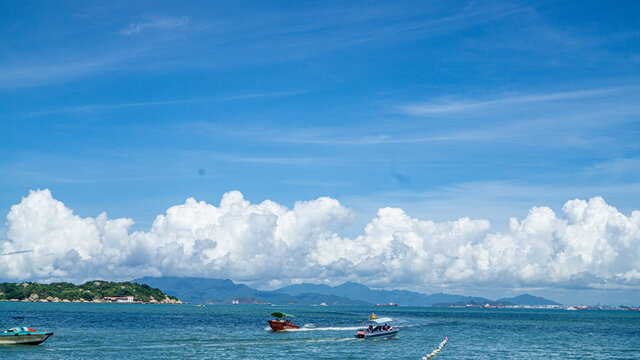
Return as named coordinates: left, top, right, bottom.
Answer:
left=400, top=322, right=432, bottom=328
left=304, top=337, right=354, bottom=343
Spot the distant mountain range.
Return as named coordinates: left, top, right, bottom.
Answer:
left=134, top=276, right=560, bottom=306
left=275, top=281, right=495, bottom=306
left=134, top=277, right=369, bottom=305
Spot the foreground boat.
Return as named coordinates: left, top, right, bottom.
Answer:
left=355, top=315, right=399, bottom=339
left=267, top=312, right=299, bottom=331
left=0, top=317, right=53, bottom=345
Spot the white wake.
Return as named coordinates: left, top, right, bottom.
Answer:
left=264, top=324, right=361, bottom=332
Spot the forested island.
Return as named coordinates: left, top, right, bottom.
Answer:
left=0, top=280, right=181, bottom=304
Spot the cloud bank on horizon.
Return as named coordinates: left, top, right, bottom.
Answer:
left=2, top=189, right=639, bottom=291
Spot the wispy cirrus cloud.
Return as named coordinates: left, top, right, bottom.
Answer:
left=0, top=2, right=573, bottom=89
left=120, top=15, right=190, bottom=35
left=270, top=131, right=490, bottom=145
left=0, top=14, right=192, bottom=89
left=0, top=56, right=130, bottom=89
left=23, top=90, right=309, bottom=117
left=584, top=157, right=640, bottom=180
left=399, top=86, right=631, bottom=116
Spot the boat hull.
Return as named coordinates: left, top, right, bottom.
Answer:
left=0, top=332, right=53, bottom=345
left=355, top=329, right=399, bottom=339
left=268, top=320, right=299, bottom=331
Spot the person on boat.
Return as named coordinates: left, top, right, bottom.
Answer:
left=383, top=323, right=388, bottom=331
left=368, top=325, right=373, bottom=332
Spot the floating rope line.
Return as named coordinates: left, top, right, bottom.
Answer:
left=422, top=337, right=448, bottom=359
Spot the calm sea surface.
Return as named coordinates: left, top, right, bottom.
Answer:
left=1, top=302, right=639, bottom=359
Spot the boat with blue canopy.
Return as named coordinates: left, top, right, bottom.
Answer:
left=355, top=314, right=399, bottom=339
left=0, top=317, right=53, bottom=345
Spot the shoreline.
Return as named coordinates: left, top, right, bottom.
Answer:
left=0, top=298, right=181, bottom=304
left=0, top=299, right=181, bottom=304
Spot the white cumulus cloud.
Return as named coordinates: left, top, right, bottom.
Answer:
left=1, top=189, right=639, bottom=291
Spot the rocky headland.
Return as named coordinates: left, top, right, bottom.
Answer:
left=0, top=280, right=181, bottom=304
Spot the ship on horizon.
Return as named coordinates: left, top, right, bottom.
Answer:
left=375, top=302, right=398, bottom=307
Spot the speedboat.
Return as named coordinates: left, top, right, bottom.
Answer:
left=267, top=312, right=299, bottom=331
left=0, top=317, right=53, bottom=345
left=355, top=315, right=399, bottom=339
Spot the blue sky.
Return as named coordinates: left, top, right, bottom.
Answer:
left=1, top=1, right=640, bottom=303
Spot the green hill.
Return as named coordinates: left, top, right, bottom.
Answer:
left=496, top=293, right=561, bottom=306
left=0, top=280, right=180, bottom=303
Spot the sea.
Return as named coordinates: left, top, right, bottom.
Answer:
left=1, top=302, right=639, bottom=359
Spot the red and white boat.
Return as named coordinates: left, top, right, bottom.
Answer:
left=267, top=312, right=299, bottom=331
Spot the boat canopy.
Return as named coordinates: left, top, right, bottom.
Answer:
left=270, top=312, right=294, bottom=318
left=0, top=317, right=25, bottom=329
left=364, top=317, right=393, bottom=325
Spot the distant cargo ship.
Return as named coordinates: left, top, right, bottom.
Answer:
left=375, top=303, right=398, bottom=307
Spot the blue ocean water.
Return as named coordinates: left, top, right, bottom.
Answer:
left=1, top=302, right=639, bottom=359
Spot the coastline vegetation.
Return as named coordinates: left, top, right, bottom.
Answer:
left=0, top=280, right=180, bottom=303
